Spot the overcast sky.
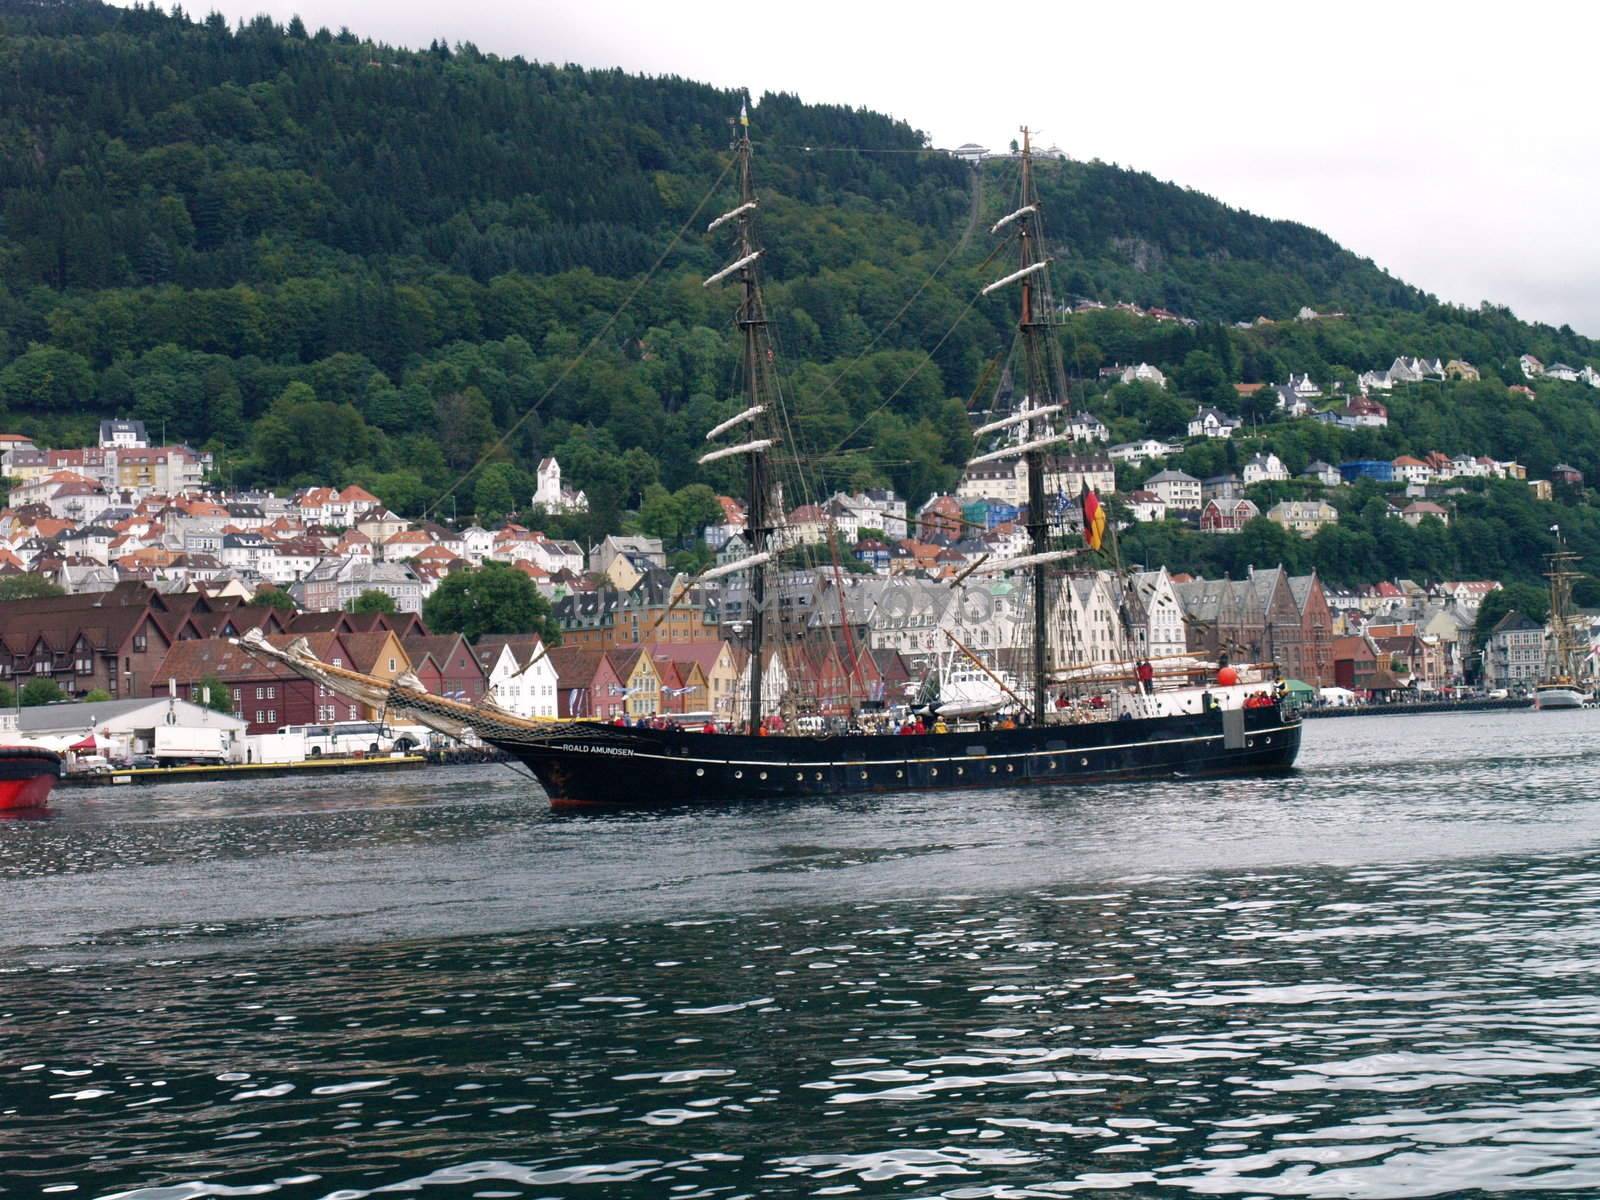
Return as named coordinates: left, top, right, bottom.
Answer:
left=120, top=0, right=1600, bottom=334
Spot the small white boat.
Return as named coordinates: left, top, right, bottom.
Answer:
left=1534, top=684, right=1586, bottom=710
left=936, top=663, right=1022, bottom=717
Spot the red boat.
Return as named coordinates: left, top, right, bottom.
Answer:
left=0, top=746, right=63, bottom=811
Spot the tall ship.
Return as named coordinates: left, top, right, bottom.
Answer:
left=241, top=115, right=1301, bottom=808
left=1534, top=532, right=1587, bottom=710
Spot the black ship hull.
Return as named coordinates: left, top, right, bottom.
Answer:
left=492, top=704, right=1302, bottom=809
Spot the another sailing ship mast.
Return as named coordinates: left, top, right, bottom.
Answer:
left=1545, top=528, right=1583, bottom=684
left=700, top=104, right=778, bottom=732
left=978, top=127, right=1072, bottom=719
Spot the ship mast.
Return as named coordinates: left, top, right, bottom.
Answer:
left=1545, top=528, right=1583, bottom=683
left=700, top=104, right=778, bottom=732
left=979, top=127, right=1072, bottom=720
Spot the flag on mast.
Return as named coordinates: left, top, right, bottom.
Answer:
left=1081, top=484, right=1107, bottom=551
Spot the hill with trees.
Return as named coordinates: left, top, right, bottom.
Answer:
left=2, top=0, right=1599, bottom=589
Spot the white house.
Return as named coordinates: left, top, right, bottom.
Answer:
left=1121, top=567, right=1187, bottom=661
left=1241, top=453, right=1289, bottom=485
left=1285, top=373, right=1321, bottom=398
left=1120, top=363, right=1168, bottom=388
left=1274, top=385, right=1315, bottom=417
left=1545, top=362, right=1580, bottom=382
left=1391, top=456, right=1433, bottom=485
left=98, top=419, right=149, bottom=449
left=478, top=638, right=559, bottom=718
left=1340, top=396, right=1389, bottom=428
left=1520, top=354, right=1545, bottom=379
left=957, top=458, right=1027, bottom=506
left=1358, top=369, right=1394, bottom=391
left=533, top=457, right=589, bottom=514
left=1579, top=366, right=1600, bottom=388
left=1188, top=407, right=1241, bottom=439
left=461, top=525, right=495, bottom=563
left=1125, top=489, right=1167, bottom=523
left=1388, top=357, right=1444, bottom=383
left=1300, top=460, right=1342, bottom=487
left=1064, top=414, right=1110, bottom=443
left=1109, top=438, right=1173, bottom=464
left=1143, top=469, right=1202, bottom=511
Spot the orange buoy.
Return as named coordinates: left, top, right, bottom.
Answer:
left=1216, top=666, right=1239, bottom=686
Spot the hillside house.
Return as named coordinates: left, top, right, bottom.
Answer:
left=1188, top=407, right=1241, bottom=438
left=1267, top=499, right=1339, bottom=537
left=1199, top=497, right=1260, bottom=534
left=1143, top=469, right=1202, bottom=511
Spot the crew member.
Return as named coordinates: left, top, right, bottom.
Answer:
left=1136, top=659, right=1154, bottom=694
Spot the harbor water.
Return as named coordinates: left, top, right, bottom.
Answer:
left=6, top=710, right=1600, bottom=1197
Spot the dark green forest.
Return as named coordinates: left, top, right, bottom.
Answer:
left=2, top=0, right=1599, bottom=587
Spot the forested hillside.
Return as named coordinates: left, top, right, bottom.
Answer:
left=2, top=0, right=1599, bottom=583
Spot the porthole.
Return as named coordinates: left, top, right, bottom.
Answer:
left=759, top=771, right=768, bottom=780
left=989, top=764, right=997, bottom=774
left=796, top=773, right=804, bottom=781
left=1264, top=736, right=1272, bottom=745
left=815, top=772, right=823, bottom=781
left=956, top=767, right=964, bottom=776
left=860, top=770, right=868, bottom=780
left=895, top=769, right=903, bottom=779
left=1006, top=764, right=1014, bottom=773
left=1247, top=739, right=1255, bottom=748
left=1048, top=760, right=1056, bottom=769
left=930, top=767, right=939, bottom=777
left=734, top=770, right=743, bottom=779
left=695, top=768, right=704, bottom=777
left=1081, top=757, right=1089, bottom=766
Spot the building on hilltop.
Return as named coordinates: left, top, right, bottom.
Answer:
left=99, top=420, right=148, bottom=449
left=534, top=456, right=588, bottom=513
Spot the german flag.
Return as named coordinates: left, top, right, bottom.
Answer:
left=1081, top=484, right=1107, bottom=551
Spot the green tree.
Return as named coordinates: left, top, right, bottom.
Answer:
left=422, top=561, right=561, bottom=643
left=0, top=346, right=96, bottom=411
left=0, top=575, right=67, bottom=601
left=20, top=678, right=64, bottom=707
left=81, top=688, right=113, bottom=702
left=472, top=461, right=521, bottom=524
left=1470, top=582, right=1548, bottom=660
left=196, top=674, right=235, bottom=714
left=350, top=589, right=397, bottom=615
left=253, top=586, right=297, bottom=611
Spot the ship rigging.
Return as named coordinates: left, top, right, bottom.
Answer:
left=236, top=111, right=1303, bottom=808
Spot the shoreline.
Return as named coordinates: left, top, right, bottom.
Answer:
left=1302, top=698, right=1538, bottom=719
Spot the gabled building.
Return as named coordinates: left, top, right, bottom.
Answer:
left=1267, top=499, right=1339, bottom=538
left=1199, top=497, right=1260, bottom=534
left=1143, top=469, right=1202, bottom=511
left=1484, top=611, right=1543, bottom=689
left=1188, top=407, right=1241, bottom=438
left=403, top=633, right=489, bottom=704
left=474, top=634, right=558, bottom=718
